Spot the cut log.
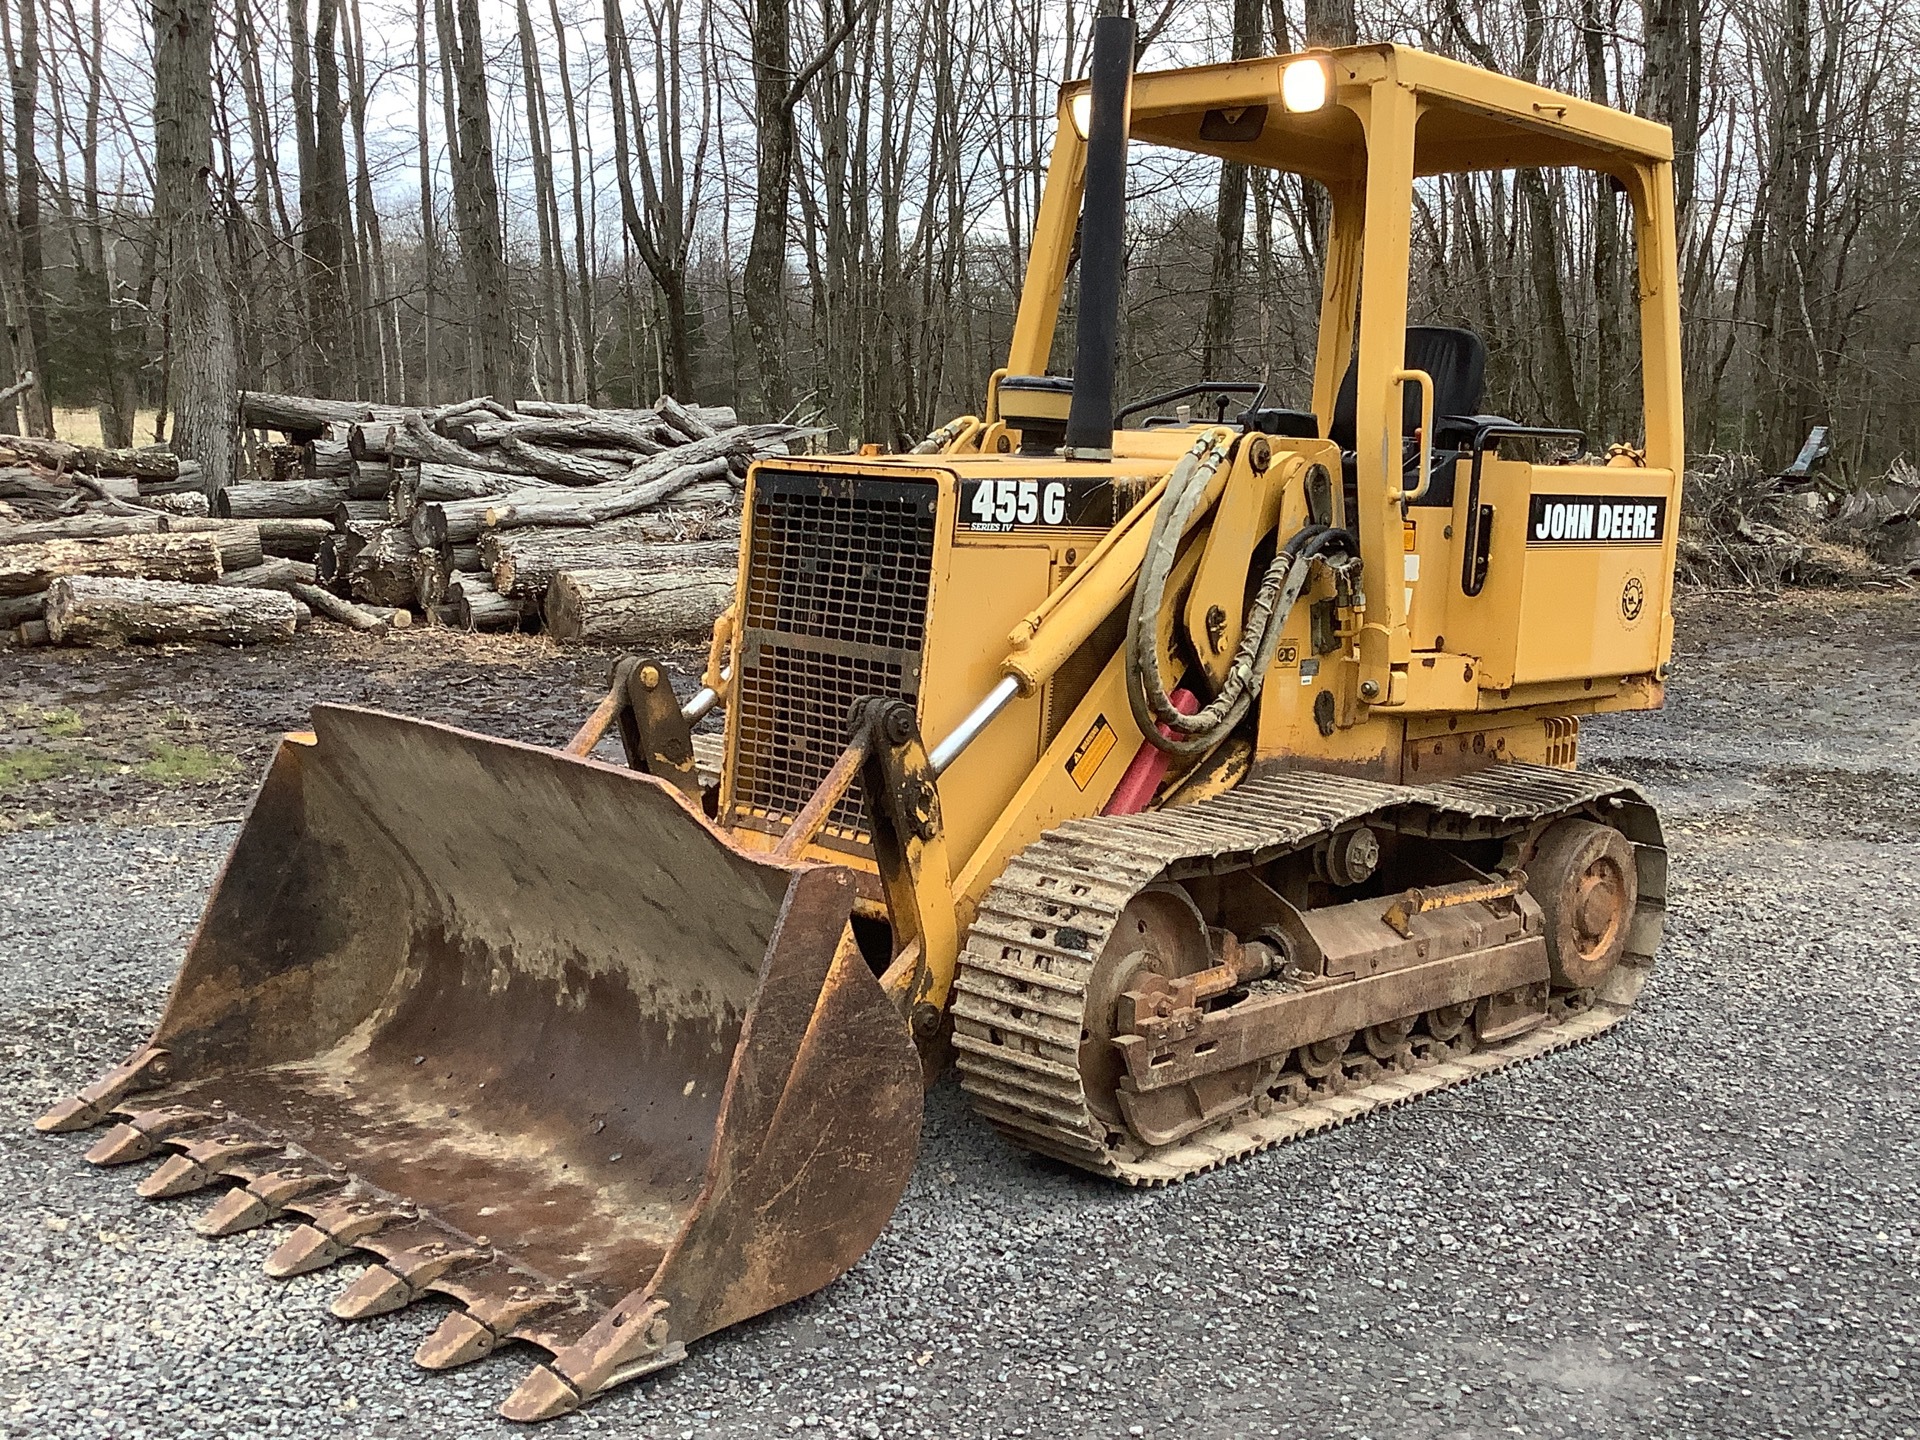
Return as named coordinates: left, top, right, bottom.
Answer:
left=415, top=461, right=550, bottom=501
left=482, top=455, right=733, bottom=531
left=425, top=396, right=514, bottom=432
left=167, top=518, right=264, bottom=572
left=331, top=499, right=389, bottom=526
left=659, top=480, right=736, bottom=514
left=0, top=590, right=45, bottom=625
left=344, top=524, right=423, bottom=609
left=351, top=414, right=523, bottom=472
left=290, top=581, right=393, bottom=631
left=217, top=557, right=318, bottom=590
left=514, top=399, right=737, bottom=430
left=45, top=575, right=299, bottom=646
left=0, top=434, right=180, bottom=480
left=241, top=392, right=417, bottom=438
left=451, top=572, right=518, bottom=631
left=10, top=617, right=50, bottom=646
left=493, top=436, right=631, bottom=484
left=306, top=440, right=354, bottom=480
left=257, top=517, right=334, bottom=558
left=486, top=532, right=739, bottom=603
left=0, top=532, right=224, bottom=597
left=0, top=465, right=87, bottom=517
left=656, top=394, right=717, bottom=442
left=445, top=414, right=669, bottom=454
left=348, top=459, right=396, bottom=499
left=131, top=491, right=212, bottom=517
left=219, top=479, right=352, bottom=518
left=544, top=566, right=735, bottom=646
left=0, top=513, right=167, bottom=545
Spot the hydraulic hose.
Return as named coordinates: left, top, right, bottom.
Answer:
left=1125, top=437, right=1355, bottom=759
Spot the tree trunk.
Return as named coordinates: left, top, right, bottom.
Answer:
left=744, top=0, right=796, bottom=417
left=47, top=574, right=301, bottom=645
left=1302, top=0, right=1356, bottom=45
left=153, top=0, right=239, bottom=492
left=2, top=531, right=224, bottom=596
left=301, top=0, right=353, bottom=392
left=0, top=150, right=50, bottom=437
left=544, top=565, right=734, bottom=645
left=546, top=0, right=596, bottom=400
left=6, top=0, right=52, bottom=431
left=1201, top=0, right=1264, bottom=380
left=441, top=0, right=518, bottom=398
left=414, top=1, right=438, bottom=404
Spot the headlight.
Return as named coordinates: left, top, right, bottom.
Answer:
left=1280, top=57, right=1331, bottom=113
left=1068, top=90, right=1094, bottom=139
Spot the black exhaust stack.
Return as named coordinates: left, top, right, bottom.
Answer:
left=1061, top=11, right=1136, bottom=459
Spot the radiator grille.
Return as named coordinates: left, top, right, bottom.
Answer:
left=727, top=471, right=938, bottom=848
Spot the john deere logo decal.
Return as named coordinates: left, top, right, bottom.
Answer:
left=1527, top=494, right=1667, bottom=546
left=1621, top=573, right=1647, bottom=624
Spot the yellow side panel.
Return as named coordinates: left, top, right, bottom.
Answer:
left=920, top=542, right=1053, bottom=869
left=1442, top=462, right=1675, bottom=690
left=1510, top=468, right=1673, bottom=685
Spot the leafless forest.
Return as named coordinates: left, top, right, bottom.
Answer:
left=0, top=0, right=1913, bottom=485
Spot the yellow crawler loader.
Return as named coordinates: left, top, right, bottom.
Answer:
left=41, top=22, right=1679, bottom=1423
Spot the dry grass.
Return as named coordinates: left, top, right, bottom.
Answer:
left=46, top=407, right=162, bottom=449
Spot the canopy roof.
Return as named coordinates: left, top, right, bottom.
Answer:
left=1066, top=44, right=1673, bottom=185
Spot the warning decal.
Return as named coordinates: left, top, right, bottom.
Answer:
left=1066, top=715, right=1118, bottom=791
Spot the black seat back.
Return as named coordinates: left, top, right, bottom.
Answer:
left=1328, top=326, right=1488, bottom=452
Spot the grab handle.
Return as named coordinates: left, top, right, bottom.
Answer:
left=1388, top=367, right=1435, bottom=503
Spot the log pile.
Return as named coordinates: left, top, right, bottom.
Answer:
left=0, top=391, right=790, bottom=647
left=233, top=390, right=784, bottom=635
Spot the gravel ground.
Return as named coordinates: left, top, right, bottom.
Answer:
left=1, top=591, right=1916, bottom=1440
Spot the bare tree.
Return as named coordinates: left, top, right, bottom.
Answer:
left=152, top=0, right=238, bottom=486
left=438, top=0, right=516, bottom=398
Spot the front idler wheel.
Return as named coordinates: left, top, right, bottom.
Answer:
left=1527, top=818, right=1638, bottom=990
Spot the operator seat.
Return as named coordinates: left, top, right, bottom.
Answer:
left=1329, top=326, right=1488, bottom=510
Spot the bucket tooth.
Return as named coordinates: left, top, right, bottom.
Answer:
left=84, top=1108, right=214, bottom=1167
left=264, top=1197, right=410, bottom=1279
left=266, top=1223, right=352, bottom=1278
left=37, top=1047, right=175, bottom=1134
left=135, top=1134, right=279, bottom=1200
left=416, top=1311, right=499, bottom=1371
left=499, top=1366, right=584, bottom=1423
left=332, top=1239, right=483, bottom=1320
left=416, top=1286, right=562, bottom=1371
left=197, top=1169, right=343, bottom=1238
left=504, top=1297, right=680, bottom=1420
left=330, top=1264, right=413, bottom=1321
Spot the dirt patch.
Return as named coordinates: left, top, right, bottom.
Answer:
left=0, top=629, right=708, bottom=831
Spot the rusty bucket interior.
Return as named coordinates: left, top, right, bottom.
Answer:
left=38, top=705, right=923, bottom=1420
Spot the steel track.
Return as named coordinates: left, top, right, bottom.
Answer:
left=952, top=762, right=1666, bottom=1185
